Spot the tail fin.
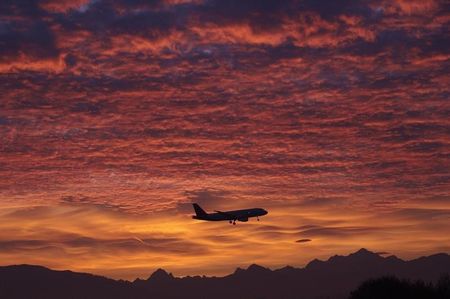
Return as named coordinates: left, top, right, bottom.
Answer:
left=193, top=203, right=207, bottom=217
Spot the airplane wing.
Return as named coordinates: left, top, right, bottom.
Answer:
left=214, top=210, right=237, bottom=219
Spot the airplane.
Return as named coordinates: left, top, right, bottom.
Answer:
left=192, top=203, right=268, bottom=225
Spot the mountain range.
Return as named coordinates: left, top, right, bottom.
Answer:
left=1, top=248, right=449, bottom=299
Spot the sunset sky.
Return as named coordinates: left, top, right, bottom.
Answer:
left=0, top=0, right=449, bottom=280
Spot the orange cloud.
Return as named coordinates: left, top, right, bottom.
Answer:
left=40, top=0, right=92, bottom=13
left=0, top=54, right=67, bottom=73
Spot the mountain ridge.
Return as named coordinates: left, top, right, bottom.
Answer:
left=1, top=249, right=449, bottom=299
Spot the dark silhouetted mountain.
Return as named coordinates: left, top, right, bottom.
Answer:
left=1, top=249, right=449, bottom=299
left=0, top=264, right=142, bottom=299
left=148, top=268, right=174, bottom=281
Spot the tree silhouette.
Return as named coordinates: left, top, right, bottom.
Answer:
left=349, top=275, right=450, bottom=299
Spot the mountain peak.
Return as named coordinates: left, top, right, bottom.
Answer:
left=232, top=264, right=271, bottom=276
left=247, top=264, right=270, bottom=272
left=357, top=248, right=371, bottom=253
left=305, top=258, right=325, bottom=269
left=355, top=248, right=372, bottom=254
left=350, top=248, right=379, bottom=258
left=148, top=268, right=173, bottom=281
left=307, top=249, right=382, bottom=270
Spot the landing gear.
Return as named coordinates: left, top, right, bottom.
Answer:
left=229, top=220, right=232, bottom=224
left=257, top=216, right=260, bottom=221
left=233, top=220, right=236, bottom=225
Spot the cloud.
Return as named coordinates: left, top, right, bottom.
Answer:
left=299, top=226, right=382, bottom=238
left=298, top=196, right=349, bottom=208
left=0, top=21, right=58, bottom=59
left=390, top=208, right=450, bottom=222
left=0, top=235, right=208, bottom=255
left=39, top=0, right=93, bottom=13
left=60, top=195, right=131, bottom=212
left=177, top=189, right=233, bottom=213
left=296, top=238, right=312, bottom=243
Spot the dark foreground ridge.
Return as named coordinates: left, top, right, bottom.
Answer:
left=349, top=275, right=450, bottom=299
left=1, top=249, right=449, bottom=299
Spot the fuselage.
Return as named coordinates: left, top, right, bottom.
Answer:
left=192, top=207, right=268, bottom=222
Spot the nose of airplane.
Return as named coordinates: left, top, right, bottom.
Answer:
left=262, top=209, right=268, bottom=215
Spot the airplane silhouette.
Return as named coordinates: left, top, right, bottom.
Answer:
left=192, top=203, right=268, bottom=225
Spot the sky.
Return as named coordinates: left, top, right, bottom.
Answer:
left=0, top=0, right=449, bottom=280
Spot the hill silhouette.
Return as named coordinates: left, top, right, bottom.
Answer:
left=1, top=249, right=449, bottom=299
